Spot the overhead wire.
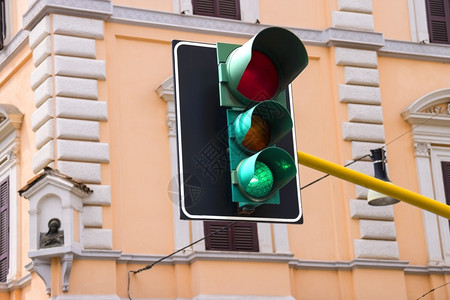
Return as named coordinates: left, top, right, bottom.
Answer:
left=127, top=221, right=237, bottom=300
left=127, top=111, right=441, bottom=299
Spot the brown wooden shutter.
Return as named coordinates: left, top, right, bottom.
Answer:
left=0, top=177, right=9, bottom=282
left=204, top=221, right=259, bottom=252
left=426, top=0, right=450, bottom=44
left=0, top=0, right=4, bottom=50
left=442, top=161, right=450, bottom=204
left=192, top=0, right=241, bottom=20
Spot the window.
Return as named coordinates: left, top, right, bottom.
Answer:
left=402, top=89, right=450, bottom=264
left=443, top=161, right=450, bottom=225
left=204, top=221, right=259, bottom=251
left=0, top=0, right=5, bottom=50
left=0, top=177, right=8, bottom=282
left=425, top=0, right=450, bottom=44
left=192, top=0, right=241, bottom=20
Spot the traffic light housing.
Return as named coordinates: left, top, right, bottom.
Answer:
left=217, top=27, right=308, bottom=213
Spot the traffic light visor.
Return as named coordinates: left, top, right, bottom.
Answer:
left=233, top=100, right=293, bottom=153
left=223, top=27, right=308, bottom=105
left=237, top=147, right=297, bottom=202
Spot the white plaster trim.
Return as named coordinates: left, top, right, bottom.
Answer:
left=350, top=199, right=394, bottom=220
left=0, top=28, right=29, bottom=71
left=37, top=248, right=450, bottom=275
left=57, top=161, right=102, bottom=183
left=272, top=224, right=291, bottom=254
left=173, top=0, right=259, bottom=23
left=344, top=66, right=379, bottom=86
left=193, top=296, right=294, bottom=300
left=157, top=76, right=191, bottom=250
left=408, top=0, right=430, bottom=43
left=0, top=159, right=19, bottom=281
left=354, top=239, right=399, bottom=260
left=119, top=251, right=294, bottom=265
left=415, top=149, right=443, bottom=263
left=257, top=223, right=273, bottom=253
left=351, top=141, right=384, bottom=160
left=339, top=84, right=381, bottom=105
left=55, top=97, right=108, bottom=122
left=55, top=295, right=120, bottom=300
left=380, top=39, right=450, bottom=63
left=338, top=0, right=373, bottom=14
left=402, top=88, right=450, bottom=115
left=0, top=272, right=31, bottom=292
left=2, top=3, right=450, bottom=76
left=359, top=220, right=396, bottom=240
left=335, top=47, right=378, bottom=68
left=332, top=11, right=374, bottom=32
left=290, top=258, right=409, bottom=271
left=342, top=122, right=385, bottom=143
left=402, top=89, right=450, bottom=265
left=430, top=147, right=450, bottom=264
left=348, top=103, right=383, bottom=124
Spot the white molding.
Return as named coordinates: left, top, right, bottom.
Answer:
left=338, top=0, right=373, bottom=14
left=332, top=11, right=374, bottom=32
left=157, top=76, right=191, bottom=250
left=2, top=3, right=450, bottom=74
left=55, top=295, right=120, bottom=300
left=402, top=89, right=450, bottom=265
left=257, top=223, right=273, bottom=253
left=430, top=147, right=450, bottom=264
left=173, top=0, right=259, bottom=23
left=193, top=296, right=294, bottom=300
left=408, top=0, right=430, bottom=43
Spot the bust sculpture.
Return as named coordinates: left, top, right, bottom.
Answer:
left=40, top=218, right=64, bottom=248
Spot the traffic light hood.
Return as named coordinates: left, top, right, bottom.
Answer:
left=233, top=100, right=293, bottom=153
left=218, top=27, right=309, bottom=106
left=236, top=147, right=297, bottom=202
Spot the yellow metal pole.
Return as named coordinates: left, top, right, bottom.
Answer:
left=297, top=150, right=450, bottom=219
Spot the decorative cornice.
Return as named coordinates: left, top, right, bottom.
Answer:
left=290, top=258, right=410, bottom=271
left=0, top=273, right=32, bottom=292
left=380, top=39, right=450, bottom=63
left=25, top=247, right=450, bottom=275
left=118, top=251, right=295, bottom=265
left=0, top=29, right=29, bottom=71
left=323, top=27, right=384, bottom=50
left=23, top=0, right=113, bottom=31
left=0, top=2, right=445, bottom=76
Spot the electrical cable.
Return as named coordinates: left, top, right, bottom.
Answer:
left=299, top=154, right=371, bottom=190
left=127, top=112, right=441, bottom=299
left=416, top=281, right=450, bottom=299
left=127, top=221, right=237, bottom=300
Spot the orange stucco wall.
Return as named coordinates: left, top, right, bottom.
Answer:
left=1, top=0, right=450, bottom=299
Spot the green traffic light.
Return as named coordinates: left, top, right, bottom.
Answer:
left=236, top=147, right=297, bottom=203
left=244, top=161, right=274, bottom=199
left=217, top=27, right=307, bottom=214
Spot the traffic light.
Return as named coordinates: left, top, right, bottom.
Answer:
left=217, top=27, right=308, bottom=213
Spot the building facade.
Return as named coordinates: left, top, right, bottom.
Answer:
left=0, top=0, right=449, bottom=299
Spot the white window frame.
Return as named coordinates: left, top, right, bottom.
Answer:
left=430, top=147, right=450, bottom=263
left=408, top=0, right=431, bottom=43
left=1, top=0, right=12, bottom=47
left=0, top=107, right=22, bottom=282
left=173, top=0, right=260, bottom=23
left=402, top=88, right=450, bottom=265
